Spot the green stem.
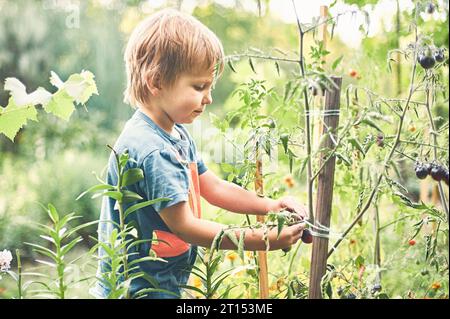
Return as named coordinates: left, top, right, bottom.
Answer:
left=373, top=202, right=381, bottom=282
left=292, top=0, right=314, bottom=224
left=287, top=240, right=302, bottom=276
left=117, top=199, right=129, bottom=291
left=379, top=214, right=415, bottom=231
left=399, top=139, right=447, bottom=150
left=227, top=53, right=298, bottom=64
left=303, top=10, right=355, bottom=34
left=245, top=215, right=260, bottom=282
left=55, top=227, right=65, bottom=299
left=424, top=85, right=449, bottom=221
left=16, top=249, right=22, bottom=299
left=108, top=145, right=130, bottom=299
left=206, top=260, right=212, bottom=299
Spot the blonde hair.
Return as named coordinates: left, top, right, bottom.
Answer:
left=124, top=8, right=225, bottom=108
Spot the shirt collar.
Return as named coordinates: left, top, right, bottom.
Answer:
left=133, top=109, right=189, bottom=147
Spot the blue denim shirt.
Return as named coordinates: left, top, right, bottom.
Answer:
left=91, top=110, right=207, bottom=299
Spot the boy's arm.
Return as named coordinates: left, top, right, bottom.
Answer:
left=159, top=201, right=304, bottom=251
left=199, top=170, right=307, bottom=218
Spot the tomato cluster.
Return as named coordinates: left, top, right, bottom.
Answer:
left=415, top=161, right=449, bottom=185
left=417, top=47, right=447, bottom=70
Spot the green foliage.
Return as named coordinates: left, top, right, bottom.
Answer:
left=0, top=70, right=98, bottom=141
left=0, top=97, right=38, bottom=142
left=181, top=247, right=243, bottom=299
left=1, top=0, right=449, bottom=300
left=79, top=147, right=172, bottom=299
left=342, top=0, right=379, bottom=7
left=21, top=204, right=97, bottom=299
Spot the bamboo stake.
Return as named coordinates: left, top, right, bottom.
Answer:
left=420, top=179, right=430, bottom=202
left=308, top=76, right=342, bottom=299
left=255, top=144, right=269, bottom=299
left=319, top=6, right=329, bottom=57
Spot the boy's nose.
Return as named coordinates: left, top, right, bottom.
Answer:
left=202, top=91, right=213, bottom=105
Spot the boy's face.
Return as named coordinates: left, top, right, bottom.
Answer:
left=157, top=68, right=215, bottom=125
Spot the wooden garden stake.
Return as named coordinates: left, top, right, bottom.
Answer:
left=308, top=76, right=342, bottom=299
left=255, top=144, right=269, bottom=299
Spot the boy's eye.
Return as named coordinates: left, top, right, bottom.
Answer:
left=194, top=85, right=205, bottom=91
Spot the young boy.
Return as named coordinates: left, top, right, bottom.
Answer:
left=92, top=8, right=307, bottom=299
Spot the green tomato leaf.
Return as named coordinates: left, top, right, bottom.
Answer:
left=209, top=112, right=228, bottom=132
left=275, top=61, right=280, bottom=76
left=227, top=59, right=237, bottom=73
left=348, top=137, right=366, bottom=156
left=238, top=230, right=245, bottom=262
left=248, top=57, right=257, bottom=74
left=326, top=282, right=333, bottom=299
left=361, top=118, right=383, bottom=132
left=277, top=214, right=285, bottom=240
left=354, top=255, right=365, bottom=269
left=211, top=229, right=225, bottom=254
left=225, top=229, right=240, bottom=249
left=332, top=55, right=344, bottom=71
left=280, top=134, right=289, bottom=154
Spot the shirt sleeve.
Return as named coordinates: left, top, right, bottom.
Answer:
left=142, top=149, right=189, bottom=213
left=197, top=156, right=208, bottom=175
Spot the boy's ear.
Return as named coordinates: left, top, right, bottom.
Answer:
left=146, top=74, right=161, bottom=96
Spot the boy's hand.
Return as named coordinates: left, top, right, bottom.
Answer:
left=268, top=196, right=308, bottom=220
left=272, top=222, right=305, bottom=250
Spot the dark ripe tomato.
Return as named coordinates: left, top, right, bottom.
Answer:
left=301, top=229, right=313, bottom=244
left=444, top=169, right=449, bottom=186
left=371, top=284, right=382, bottom=293
left=415, top=163, right=429, bottom=179
left=430, top=164, right=445, bottom=181
left=434, top=49, right=445, bottom=63
left=426, top=2, right=435, bottom=14
left=418, top=54, right=436, bottom=69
